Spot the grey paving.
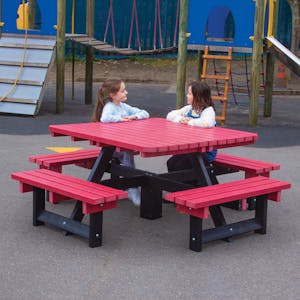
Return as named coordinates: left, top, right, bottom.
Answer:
left=0, top=82, right=299, bottom=299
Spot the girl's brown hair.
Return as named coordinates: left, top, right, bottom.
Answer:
left=189, top=81, right=215, bottom=112
left=92, top=79, right=123, bottom=122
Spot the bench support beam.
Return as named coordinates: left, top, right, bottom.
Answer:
left=89, top=212, right=103, bottom=247
left=254, top=196, right=268, bottom=234
left=38, top=211, right=89, bottom=238
left=189, top=216, right=203, bottom=252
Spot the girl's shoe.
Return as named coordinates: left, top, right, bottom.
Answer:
left=127, top=188, right=141, bottom=206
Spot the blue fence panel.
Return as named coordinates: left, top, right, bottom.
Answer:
left=72, top=0, right=179, bottom=51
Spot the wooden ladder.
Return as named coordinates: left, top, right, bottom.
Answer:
left=201, top=46, right=232, bottom=126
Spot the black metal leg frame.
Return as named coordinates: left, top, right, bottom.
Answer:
left=33, top=187, right=103, bottom=248
left=75, top=149, right=228, bottom=217
left=40, top=146, right=117, bottom=246
left=189, top=196, right=268, bottom=252
left=67, top=149, right=234, bottom=244
left=30, top=147, right=263, bottom=249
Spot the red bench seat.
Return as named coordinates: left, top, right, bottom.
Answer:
left=213, top=153, right=281, bottom=210
left=29, top=148, right=101, bottom=172
left=213, top=153, right=280, bottom=178
left=164, top=176, right=291, bottom=252
left=11, top=169, right=128, bottom=247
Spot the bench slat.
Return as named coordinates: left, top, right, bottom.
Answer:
left=11, top=169, right=127, bottom=205
left=214, top=153, right=280, bottom=175
left=165, top=177, right=291, bottom=210
left=37, top=152, right=98, bottom=166
left=165, top=177, right=277, bottom=200
left=16, top=169, right=117, bottom=201
left=36, top=169, right=124, bottom=199
left=187, top=181, right=289, bottom=209
left=14, top=171, right=113, bottom=204
left=29, top=148, right=100, bottom=168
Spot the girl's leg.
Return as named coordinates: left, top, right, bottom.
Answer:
left=167, top=154, right=202, bottom=186
left=167, top=154, right=193, bottom=172
left=116, top=151, right=140, bottom=206
left=120, top=151, right=135, bottom=168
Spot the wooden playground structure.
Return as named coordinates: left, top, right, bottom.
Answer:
left=179, top=0, right=300, bottom=126
left=0, top=0, right=299, bottom=126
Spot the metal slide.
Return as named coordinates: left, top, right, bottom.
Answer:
left=0, top=34, right=56, bottom=116
left=266, top=36, right=300, bottom=77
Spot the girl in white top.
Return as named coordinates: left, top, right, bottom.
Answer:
left=166, top=81, right=216, bottom=129
left=93, top=80, right=149, bottom=122
left=92, top=79, right=149, bottom=206
left=166, top=81, right=217, bottom=180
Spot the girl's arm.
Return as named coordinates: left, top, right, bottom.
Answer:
left=100, top=103, right=123, bottom=122
left=123, top=103, right=150, bottom=119
left=166, top=105, right=191, bottom=123
left=187, top=106, right=216, bottom=128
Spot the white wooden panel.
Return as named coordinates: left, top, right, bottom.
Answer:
left=0, top=101, right=37, bottom=115
left=0, top=37, right=56, bottom=47
left=0, top=65, right=47, bottom=83
left=0, top=48, right=54, bottom=64
left=0, top=83, right=42, bottom=101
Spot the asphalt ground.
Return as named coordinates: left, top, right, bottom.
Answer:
left=1, top=82, right=299, bottom=299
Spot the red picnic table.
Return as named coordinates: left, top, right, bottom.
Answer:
left=49, top=118, right=257, bottom=157
left=49, top=118, right=258, bottom=224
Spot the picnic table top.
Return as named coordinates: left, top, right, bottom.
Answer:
left=49, top=118, right=258, bottom=157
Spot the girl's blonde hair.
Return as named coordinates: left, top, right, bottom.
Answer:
left=92, top=79, right=123, bottom=122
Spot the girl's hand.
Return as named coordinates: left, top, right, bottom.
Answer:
left=121, top=116, right=130, bottom=121
left=122, top=115, right=138, bottom=121
left=180, top=117, right=191, bottom=124
left=125, top=115, right=138, bottom=120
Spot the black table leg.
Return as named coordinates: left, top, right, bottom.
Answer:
left=192, top=153, right=231, bottom=241
left=140, top=184, right=162, bottom=220
left=69, top=146, right=116, bottom=224
left=192, top=153, right=213, bottom=186
left=88, top=146, right=116, bottom=183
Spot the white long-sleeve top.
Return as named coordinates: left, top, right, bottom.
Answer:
left=100, top=102, right=149, bottom=122
left=166, top=105, right=216, bottom=127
